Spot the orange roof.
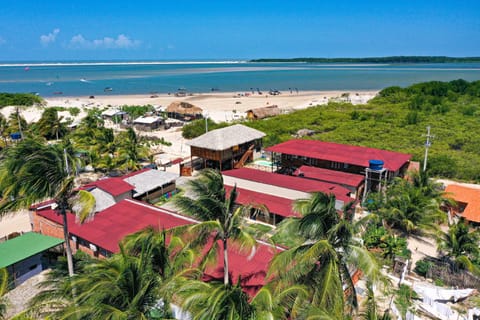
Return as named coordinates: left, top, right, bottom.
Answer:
left=444, top=185, right=480, bottom=223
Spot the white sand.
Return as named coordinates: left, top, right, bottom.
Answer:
left=0, top=90, right=377, bottom=161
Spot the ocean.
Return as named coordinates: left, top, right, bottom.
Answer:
left=0, top=61, right=479, bottom=97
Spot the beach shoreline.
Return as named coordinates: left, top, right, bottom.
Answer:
left=1, top=89, right=378, bottom=160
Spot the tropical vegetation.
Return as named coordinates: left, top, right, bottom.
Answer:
left=174, top=169, right=257, bottom=286
left=0, top=93, right=43, bottom=107
left=178, top=79, right=480, bottom=181
left=0, top=138, right=96, bottom=276
left=270, top=192, right=382, bottom=318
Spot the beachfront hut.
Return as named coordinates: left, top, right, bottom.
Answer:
left=166, top=101, right=203, bottom=121
left=101, top=108, right=127, bottom=121
left=246, top=105, right=280, bottom=120
left=133, top=116, right=164, bottom=131
left=187, top=124, right=265, bottom=171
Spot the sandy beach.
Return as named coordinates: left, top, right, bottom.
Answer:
left=0, top=90, right=378, bottom=160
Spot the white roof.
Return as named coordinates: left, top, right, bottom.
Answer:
left=90, top=188, right=116, bottom=212
left=101, top=109, right=126, bottom=117
left=133, top=116, right=163, bottom=124
left=124, top=169, right=179, bottom=197
left=186, top=124, right=265, bottom=151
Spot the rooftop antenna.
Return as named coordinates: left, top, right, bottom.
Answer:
left=423, top=126, right=434, bottom=172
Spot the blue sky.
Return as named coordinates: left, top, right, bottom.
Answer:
left=0, top=1, right=479, bottom=61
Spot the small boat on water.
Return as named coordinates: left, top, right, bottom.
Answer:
left=53, top=91, right=63, bottom=95
left=104, top=87, right=113, bottom=92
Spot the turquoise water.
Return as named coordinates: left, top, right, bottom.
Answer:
left=0, top=61, right=479, bottom=97
left=254, top=159, right=273, bottom=167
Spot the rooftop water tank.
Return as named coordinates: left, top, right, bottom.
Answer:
left=369, top=160, right=384, bottom=170
left=10, top=132, right=21, bottom=140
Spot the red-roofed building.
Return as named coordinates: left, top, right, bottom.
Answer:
left=444, top=184, right=480, bottom=224
left=81, top=168, right=179, bottom=212
left=266, top=139, right=411, bottom=177
left=225, top=185, right=298, bottom=225
left=203, top=240, right=281, bottom=296
left=32, top=199, right=196, bottom=258
left=84, top=177, right=135, bottom=197
left=294, top=165, right=365, bottom=198
left=31, top=198, right=278, bottom=296
left=222, top=168, right=352, bottom=206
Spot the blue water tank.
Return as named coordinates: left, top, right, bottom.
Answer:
left=369, top=160, right=384, bottom=170
left=10, top=132, right=21, bottom=140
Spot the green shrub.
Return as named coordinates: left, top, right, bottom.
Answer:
left=414, top=259, right=433, bottom=277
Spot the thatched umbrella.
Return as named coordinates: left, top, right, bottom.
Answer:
left=166, top=101, right=203, bottom=115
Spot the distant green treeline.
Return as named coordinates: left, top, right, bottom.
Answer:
left=250, top=56, right=480, bottom=63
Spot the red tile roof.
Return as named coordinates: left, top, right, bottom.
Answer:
left=36, top=199, right=195, bottom=253
left=266, top=139, right=411, bottom=172
left=444, top=185, right=480, bottom=223
left=294, top=165, right=364, bottom=188
left=83, top=177, right=135, bottom=197
left=222, top=168, right=351, bottom=203
left=225, top=186, right=298, bottom=218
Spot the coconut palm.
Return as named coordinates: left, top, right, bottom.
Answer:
left=121, top=226, right=200, bottom=316
left=0, top=268, right=8, bottom=320
left=115, top=127, right=150, bottom=171
left=270, top=192, right=380, bottom=319
left=0, top=138, right=95, bottom=276
left=438, top=219, right=480, bottom=273
left=175, top=280, right=254, bottom=320
left=27, top=245, right=161, bottom=319
left=250, top=283, right=309, bottom=320
left=35, top=108, right=67, bottom=141
left=174, top=169, right=257, bottom=286
left=376, top=177, right=445, bottom=236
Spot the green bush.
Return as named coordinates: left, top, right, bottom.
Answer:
left=414, top=259, right=433, bottom=277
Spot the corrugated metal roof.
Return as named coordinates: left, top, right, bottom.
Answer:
left=124, top=169, right=179, bottom=197
left=0, top=232, right=64, bottom=268
left=222, top=168, right=351, bottom=204
left=266, top=139, right=411, bottom=172
left=294, top=165, right=364, bottom=188
left=203, top=239, right=280, bottom=297
left=36, top=199, right=196, bottom=253
left=225, top=186, right=298, bottom=218
left=85, top=177, right=135, bottom=197
left=186, top=124, right=265, bottom=151
left=445, top=185, right=480, bottom=223
left=133, top=116, right=163, bottom=124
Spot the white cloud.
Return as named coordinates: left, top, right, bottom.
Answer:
left=40, top=28, right=60, bottom=46
left=69, top=34, right=141, bottom=49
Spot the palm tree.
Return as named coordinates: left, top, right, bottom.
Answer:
left=270, top=192, right=380, bottom=319
left=250, top=283, right=308, bottom=320
left=115, top=128, right=150, bottom=171
left=174, top=169, right=256, bottom=286
left=27, top=245, right=161, bottom=319
left=35, top=108, right=67, bottom=141
left=376, top=177, right=445, bottom=236
left=0, top=138, right=95, bottom=276
left=121, top=226, right=200, bottom=316
left=0, top=268, right=8, bottom=320
left=175, top=280, right=255, bottom=320
left=438, top=219, right=480, bottom=273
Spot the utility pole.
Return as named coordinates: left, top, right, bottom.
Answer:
left=16, top=107, right=23, bottom=140
left=423, top=126, right=434, bottom=172
left=204, top=111, right=209, bottom=133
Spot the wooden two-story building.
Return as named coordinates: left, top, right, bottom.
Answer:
left=187, top=124, right=265, bottom=171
